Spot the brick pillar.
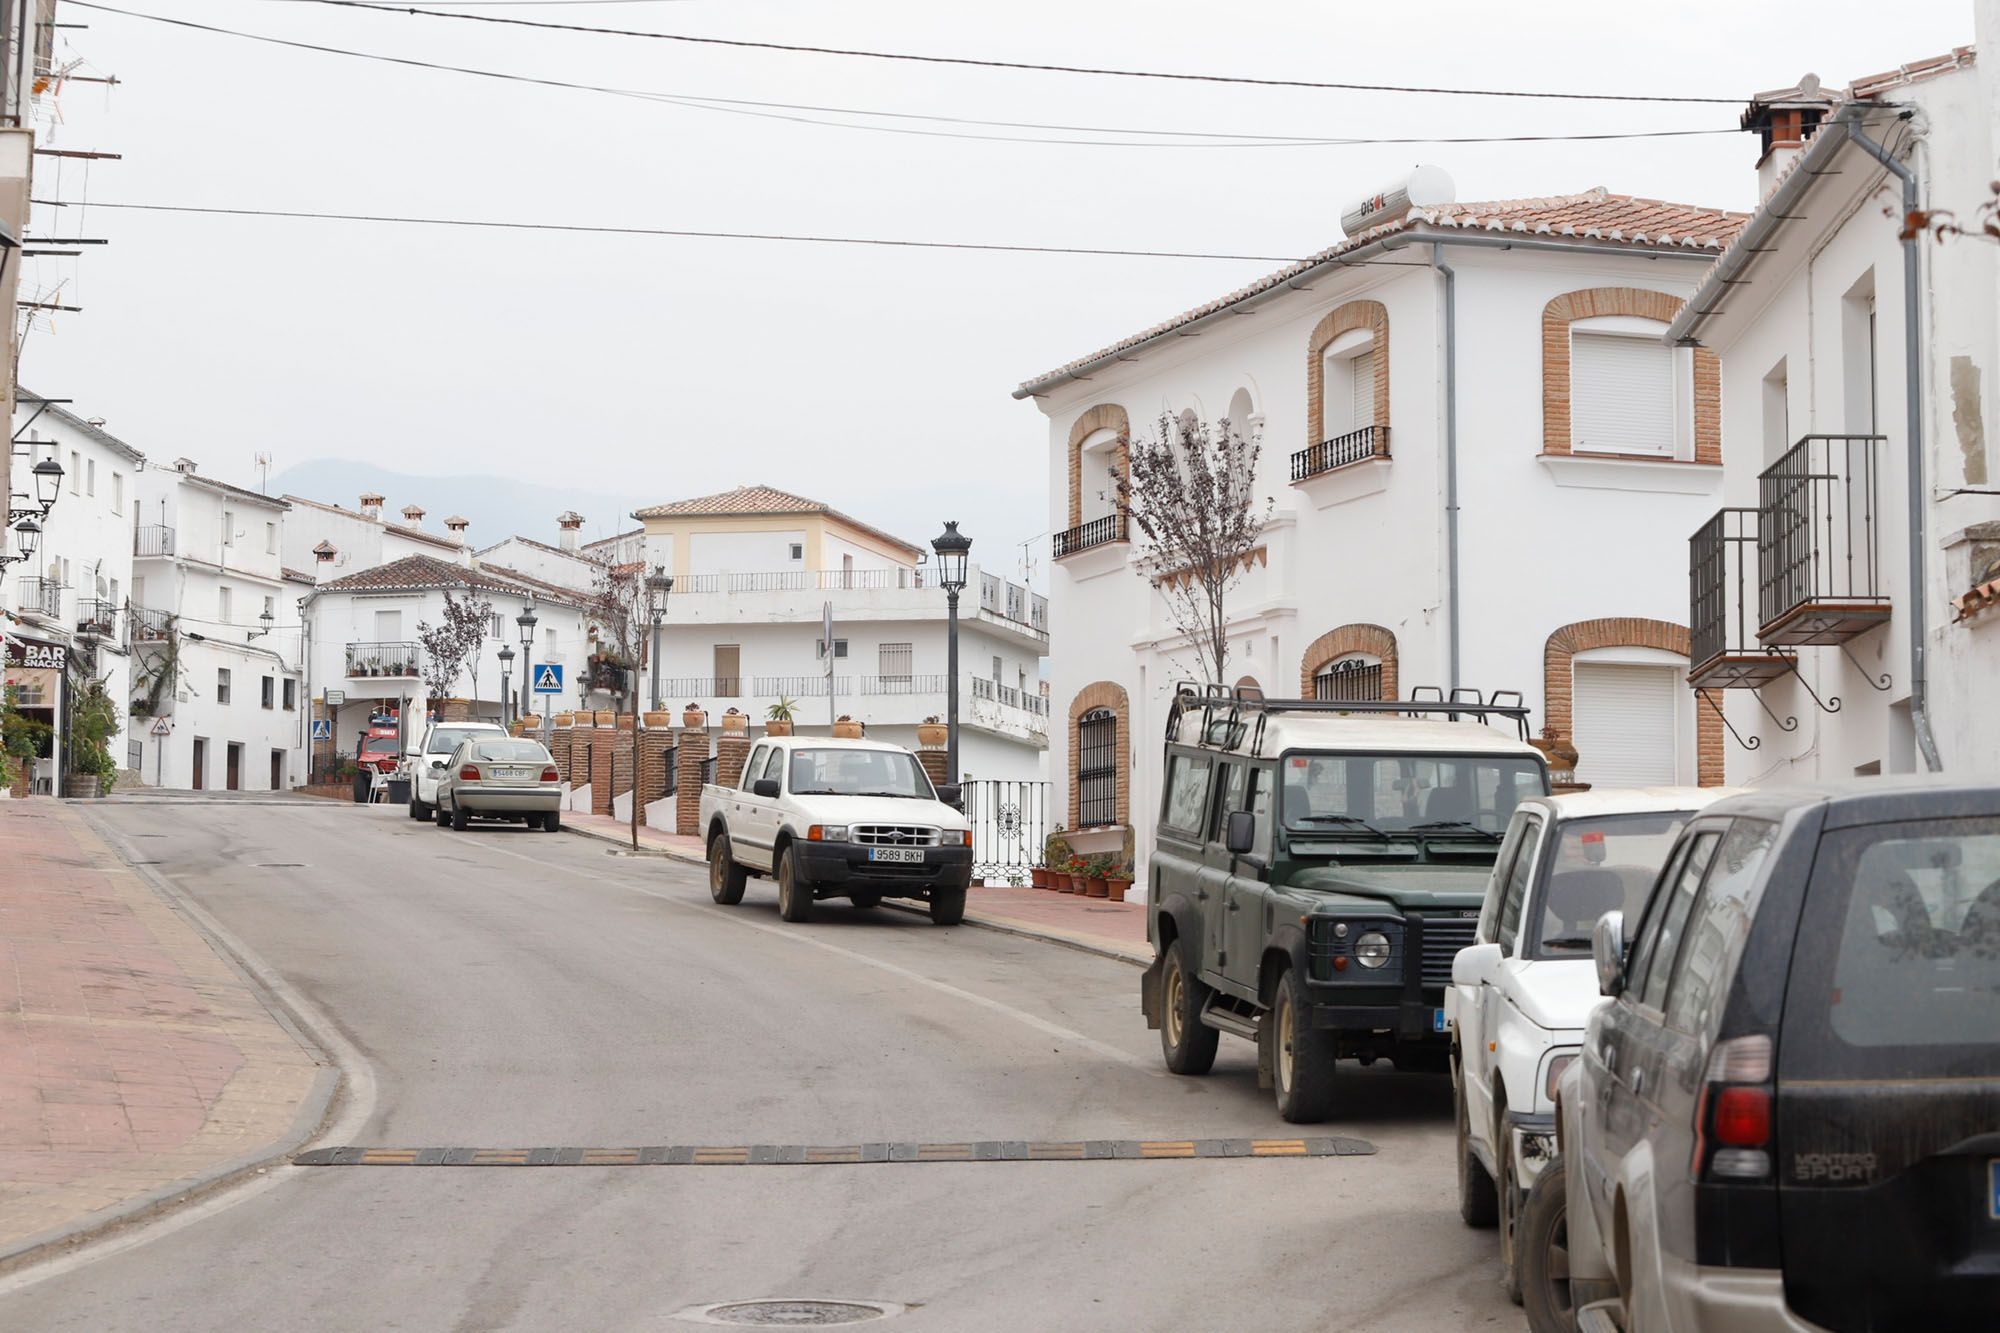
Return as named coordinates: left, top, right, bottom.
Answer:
left=549, top=715, right=574, bottom=784
left=611, top=714, right=636, bottom=813
left=638, top=718, right=675, bottom=826
left=716, top=733, right=751, bottom=791
left=676, top=728, right=709, bottom=834
left=917, top=747, right=948, bottom=789
left=590, top=720, right=616, bottom=816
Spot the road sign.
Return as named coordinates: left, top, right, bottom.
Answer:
left=533, top=664, right=564, bottom=694
left=324, top=689, right=346, bottom=707
left=150, top=717, right=172, bottom=737
left=311, top=718, right=333, bottom=741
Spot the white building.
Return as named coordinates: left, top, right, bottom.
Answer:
left=3, top=393, right=141, bottom=791
left=629, top=485, right=1049, bottom=780
left=282, top=490, right=474, bottom=575
left=1669, top=37, right=1999, bottom=781
left=1020, top=180, right=1747, bottom=877
left=476, top=512, right=606, bottom=594
left=130, top=459, right=305, bottom=791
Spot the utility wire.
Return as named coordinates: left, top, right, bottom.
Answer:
left=282, top=0, right=1743, bottom=104
left=66, top=5, right=1739, bottom=149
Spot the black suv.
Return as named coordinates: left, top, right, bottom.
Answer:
left=1547, top=776, right=2000, bottom=1332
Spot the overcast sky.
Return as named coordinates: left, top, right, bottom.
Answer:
left=20, top=0, right=1973, bottom=576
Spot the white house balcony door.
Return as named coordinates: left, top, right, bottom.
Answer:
left=1571, top=661, right=1679, bottom=788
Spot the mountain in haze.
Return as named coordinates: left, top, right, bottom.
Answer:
left=270, top=459, right=642, bottom=552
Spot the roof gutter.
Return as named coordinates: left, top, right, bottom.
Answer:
left=1014, top=229, right=1724, bottom=401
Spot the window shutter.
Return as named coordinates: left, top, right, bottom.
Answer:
left=1572, top=662, right=1679, bottom=787
left=1349, top=350, right=1376, bottom=431
left=1571, top=333, right=1674, bottom=455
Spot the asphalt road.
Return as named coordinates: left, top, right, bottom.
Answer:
left=0, top=800, right=1518, bottom=1332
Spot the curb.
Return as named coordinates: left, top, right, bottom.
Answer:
left=0, top=808, right=352, bottom=1278
left=560, top=820, right=705, bottom=865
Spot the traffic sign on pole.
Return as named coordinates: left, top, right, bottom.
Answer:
left=311, top=718, right=333, bottom=741
left=325, top=689, right=346, bottom=707
left=533, top=664, right=564, bottom=694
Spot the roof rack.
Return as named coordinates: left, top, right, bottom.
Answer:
left=1167, top=681, right=1533, bottom=753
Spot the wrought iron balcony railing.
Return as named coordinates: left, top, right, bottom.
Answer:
left=75, top=598, right=121, bottom=639
left=1054, top=513, right=1127, bottom=559
left=1688, top=508, right=1792, bottom=689
left=345, top=641, right=424, bottom=678
left=857, top=674, right=949, bottom=695
left=130, top=606, right=173, bottom=643
left=1757, top=434, right=1891, bottom=646
left=134, top=523, right=175, bottom=558
left=15, top=576, right=60, bottom=618
left=1291, top=424, right=1390, bottom=482
left=659, top=676, right=746, bottom=698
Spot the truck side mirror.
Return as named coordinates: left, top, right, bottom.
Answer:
left=1224, top=809, right=1255, bottom=856
left=1593, top=910, right=1627, bottom=997
left=935, top=783, right=962, bottom=809
left=1452, top=941, right=1502, bottom=989
left=752, top=778, right=780, bottom=798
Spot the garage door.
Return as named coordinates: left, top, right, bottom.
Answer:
left=1572, top=662, right=1679, bottom=788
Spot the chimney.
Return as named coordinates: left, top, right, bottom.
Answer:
left=360, top=491, right=385, bottom=521
left=557, top=510, right=585, bottom=553
left=443, top=515, right=470, bottom=546
left=313, top=540, right=337, bottom=564
left=401, top=504, right=426, bottom=527
left=173, top=457, right=198, bottom=474
left=1742, top=74, right=1839, bottom=195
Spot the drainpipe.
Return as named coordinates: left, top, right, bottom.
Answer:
left=1848, top=117, right=1944, bottom=771
left=1432, top=242, right=1461, bottom=693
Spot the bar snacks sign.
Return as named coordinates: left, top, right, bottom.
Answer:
left=3, top=639, right=67, bottom=671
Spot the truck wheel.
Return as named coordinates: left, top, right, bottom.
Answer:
left=708, top=832, right=747, bottom=905
left=928, top=887, right=966, bottom=926
left=1159, top=938, right=1219, bottom=1075
left=1520, top=1158, right=1610, bottom=1333
left=451, top=803, right=470, bottom=832
left=1268, top=968, right=1337, bottom=1123
left=776, top=849, right=815, bottom=922
left=1457, top=1076, right=1500, bottom=1228
left=408, top=798, right=427, bottom=820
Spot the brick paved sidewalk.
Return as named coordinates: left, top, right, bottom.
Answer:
left=0, top=801, right=325, bottom=1262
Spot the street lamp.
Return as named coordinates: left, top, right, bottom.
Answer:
left=2, top=516, right=40, bottom=570
left=931, top=521, right=972, bottom=789
left=645, top=565, right=673, bottom=710
left=516, top=601, right=539, bottom=723
left=248, top=608, right=275, bottom=640
left=498, top=644, right=515, bottom=724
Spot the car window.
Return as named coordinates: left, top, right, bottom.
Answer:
left=426, top=726, right=495, bottom=756
left=1244, top=767, right=1273, bottom=861
left=1782, top=816, right=2000, bottom=1072
left=1209, top=761, right=1245, bottom=843
left=1632, top=830, right=1719, bottom=1011
left=1662, top=819, right=1777, bottom=1035
left=1280, top=752, right=1546, bottom=836
left=1161, top=753, right=1213, bottom=835
left=788, top=748, right=933, bottom=798
left=741, top=744, right=768, bottom=791
left=470, top=740, right=548, bottom=763
left=1496, top=816, right=1543, bottom=956
left=1531, top=812, right=1694, bottom=959
left=760, top=747, right=785, bottom=786
left=1482, top=811, right=1534, bottom=943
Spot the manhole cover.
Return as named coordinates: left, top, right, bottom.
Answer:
left=677, top=1300, right=901, bottom=1326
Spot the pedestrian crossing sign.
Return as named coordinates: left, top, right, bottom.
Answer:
left=533, top=664, right=564, bottom=694
left=311, top=719, right=333, bottom=741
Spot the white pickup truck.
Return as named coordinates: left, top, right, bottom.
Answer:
left=698, top=735, right=974, bottom=925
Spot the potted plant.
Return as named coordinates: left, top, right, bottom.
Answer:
left=1060, top=856, right=1088, bottom=893
left=916, top=714, right=948, bottom=749
left=66, top=679, right=122, bottom=798
left=1039, top=827, right=1070, bottom=890
left=1083, top=855, right=1113, bottom=898
left=833, top=713, right=864, bottom=739
left=765, top=696, right=797, bottom=736
left=721, top=706, right=749, bottom=736
left=682, top=702, right=707, bottom=728
left=1103, top=859, right=1134, bottom=903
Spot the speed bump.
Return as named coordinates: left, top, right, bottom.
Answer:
left=293, top=1136, right=1373, bottom=1167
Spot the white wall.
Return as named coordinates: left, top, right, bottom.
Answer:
left=688, top=528, right=807, bottom=575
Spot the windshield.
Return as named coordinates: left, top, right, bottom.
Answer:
left=1529, top=812, right=1692, bottom=956
left=426, top=727, right=494, bottom=756
left=358, top=734, right=399, bottom=759
left=788, top=748, right=935, bottom=799
left=470, top=740, right=549, bottom=763
left=1280, top=752, right=1545, bottom=840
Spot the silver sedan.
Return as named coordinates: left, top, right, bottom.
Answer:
left=433, top=737, right=564, bottom=832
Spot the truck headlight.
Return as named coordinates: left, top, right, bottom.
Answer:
left=939, top=829, right=970, bottom=847
left=807, top=825, right=849, bottom=842
left=1354, top=931, right=1392, bottom=968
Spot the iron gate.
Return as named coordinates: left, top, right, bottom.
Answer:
left=961, top=779, right=1052, bottom=885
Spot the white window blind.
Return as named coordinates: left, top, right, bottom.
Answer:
left=878, top=642, right=912, bottom=681
left=1572, top=663, right=1679, bottom=787
left=1348, top=350, right=1376, bottom=431
left=1571, top=333, right=1674, bottom=455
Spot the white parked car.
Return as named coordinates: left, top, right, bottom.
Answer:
left=1447, top=786, right=1734, bottom=1301
left=407, top=721, right=509, bottom=820
left=698, top=735, right=973, bottom=925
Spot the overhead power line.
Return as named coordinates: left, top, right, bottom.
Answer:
left=283, top=0, right=1744, bottom=104
left=67, top=5, right=1739, bottom=148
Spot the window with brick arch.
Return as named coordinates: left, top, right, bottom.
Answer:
left=1077, top=707, right=1119, bottom=827
left=1314, top=656, right=1382, bottom=702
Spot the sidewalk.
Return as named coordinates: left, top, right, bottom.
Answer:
left=561, top=812, right=1150, bottom=964
left=0, top=800, right=327, bottom=1265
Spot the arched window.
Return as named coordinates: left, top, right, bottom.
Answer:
left=1313, top=655, right=1382, bottom=702
left=1320, top=329, right=1376, bottom=439
left=1077, top=707, right=1118, bottom=827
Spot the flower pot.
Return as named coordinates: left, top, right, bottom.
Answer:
left=1104, top=877, right=1131, bottom=903
left=520, top=714, right=543, bottom=730
left=915, top=722, right=948, bottom=748
left=553, top=712, right=576, bottom=727
left=594, top=709, right=618, bottom=727
left=764, top=720, right=793, bottom=737
left=1084, top=876, right=1109, bottom=898
left=1061, top=873, right=1082, bottom=894
left=682, top=710, right=707, bottom=729
left=63, top=772, right=101, bottom=799
left=1029, top=867, right=1049, bottom=890
left=643, top=710, right=674, bottom=729
left=832, top=718, right=864, bottom=739
left=722, top=712, right=748, bottom=736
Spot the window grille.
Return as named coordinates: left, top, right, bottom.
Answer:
left=1314, top=657, right=1382, bottom=702
left=1077, top=707, right=1118, bottom=826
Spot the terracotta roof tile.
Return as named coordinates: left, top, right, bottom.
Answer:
left=1850, top=46, right=1976, bottom=100
left=632, top=484, right=830, bottom=519
left=1015, top=188, right=1747, bottom=395
left=316, top=553, right=533, bottom=596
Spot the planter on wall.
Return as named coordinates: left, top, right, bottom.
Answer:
left=915, top=722, right=948, bottom=748
left=721, top=711, right=749, bottom=736
left=642, top=710, right=674, bottom=729
left=765, top=720, right=793, bottom=737
left=553, top=712, right=576, bottom=727
left=682, top=710, right=707, bottom=729
left=832, top=718, right=864, bottom=739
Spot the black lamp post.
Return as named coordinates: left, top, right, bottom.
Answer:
left=516, top=601, right=539, bottom=724
left=931, top=521, right=972, bottom=787
left=498, top=644, right=515, bottom=724
left=3, top=453, right=60, bottom=573
left=645, top=565, right=673, bottom=710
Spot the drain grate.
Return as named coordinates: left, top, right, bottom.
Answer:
left=679, top=1300, right=901, bottom=1327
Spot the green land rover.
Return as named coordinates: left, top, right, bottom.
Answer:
left=1140, top=686, right=1551, bottom=1122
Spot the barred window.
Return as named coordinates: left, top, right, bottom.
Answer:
left=1077, top=707, right=1118, bottom=827
left=1314, top=656, right=1382, bottom=702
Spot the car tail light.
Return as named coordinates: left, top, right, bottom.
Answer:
left=459, top=764, right=480, bottom=781
left=1693, top=1034, right=1774, bottom=1182
left=541, top=766, right=560, bottom=783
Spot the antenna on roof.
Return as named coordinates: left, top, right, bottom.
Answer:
left=254, top=452, right=272, bottom=493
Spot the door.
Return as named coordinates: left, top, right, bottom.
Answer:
left=192, top=738, right=206, bottom=790
left=226, top=743, right=243, bottom=791
left=1462, top=810, right=1544, bottom=1143
left=1154, top=751, right=1215, bottom=976
left=713, top=644, right=741, bottom=697
left=1196, top=761, right=1243, bottom=981
left=1572, top=662, right=1679, bottom=788
left=1220, top=765, right=1273, bottom=997
left=734, top=745, right=784, bottom=871
left=270, top=750, right=284, bottom=790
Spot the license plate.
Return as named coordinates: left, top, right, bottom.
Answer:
left=494, top=767, right=528, bottom=780
left=868, top=847, right=924, bottom=864
left=1432, top=1008, right=1447, bottom=1034
left=1989, top=1159, right=1998, bottom=1220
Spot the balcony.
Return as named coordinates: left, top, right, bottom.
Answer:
left=1689, top=509, right=1793, bottom=688
left=857, top=674, right=950, bottom=695
left=134, top=523, right=175, bottom=558
left=345, top=641, right=423, bottom=680
left=1291, top=424, right=1390, bottom=482
left=1053, top=513, right=1127, bottom=559
left=14, top=576, right=60, bottom=619
left=1757, top=435, right=1891, bottom=646
left=75, top=598, right=121, bottom=640
left=130, top=607, right=173, bottom=643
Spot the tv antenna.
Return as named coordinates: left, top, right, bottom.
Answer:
left=254, top=452, right=272, bottom=493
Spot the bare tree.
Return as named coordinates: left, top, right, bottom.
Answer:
left=584, top=560, right=651, bottom=669
left=1110, top=412, right=1272, bottom=683
left=416, top=590, right=493, bottom=716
